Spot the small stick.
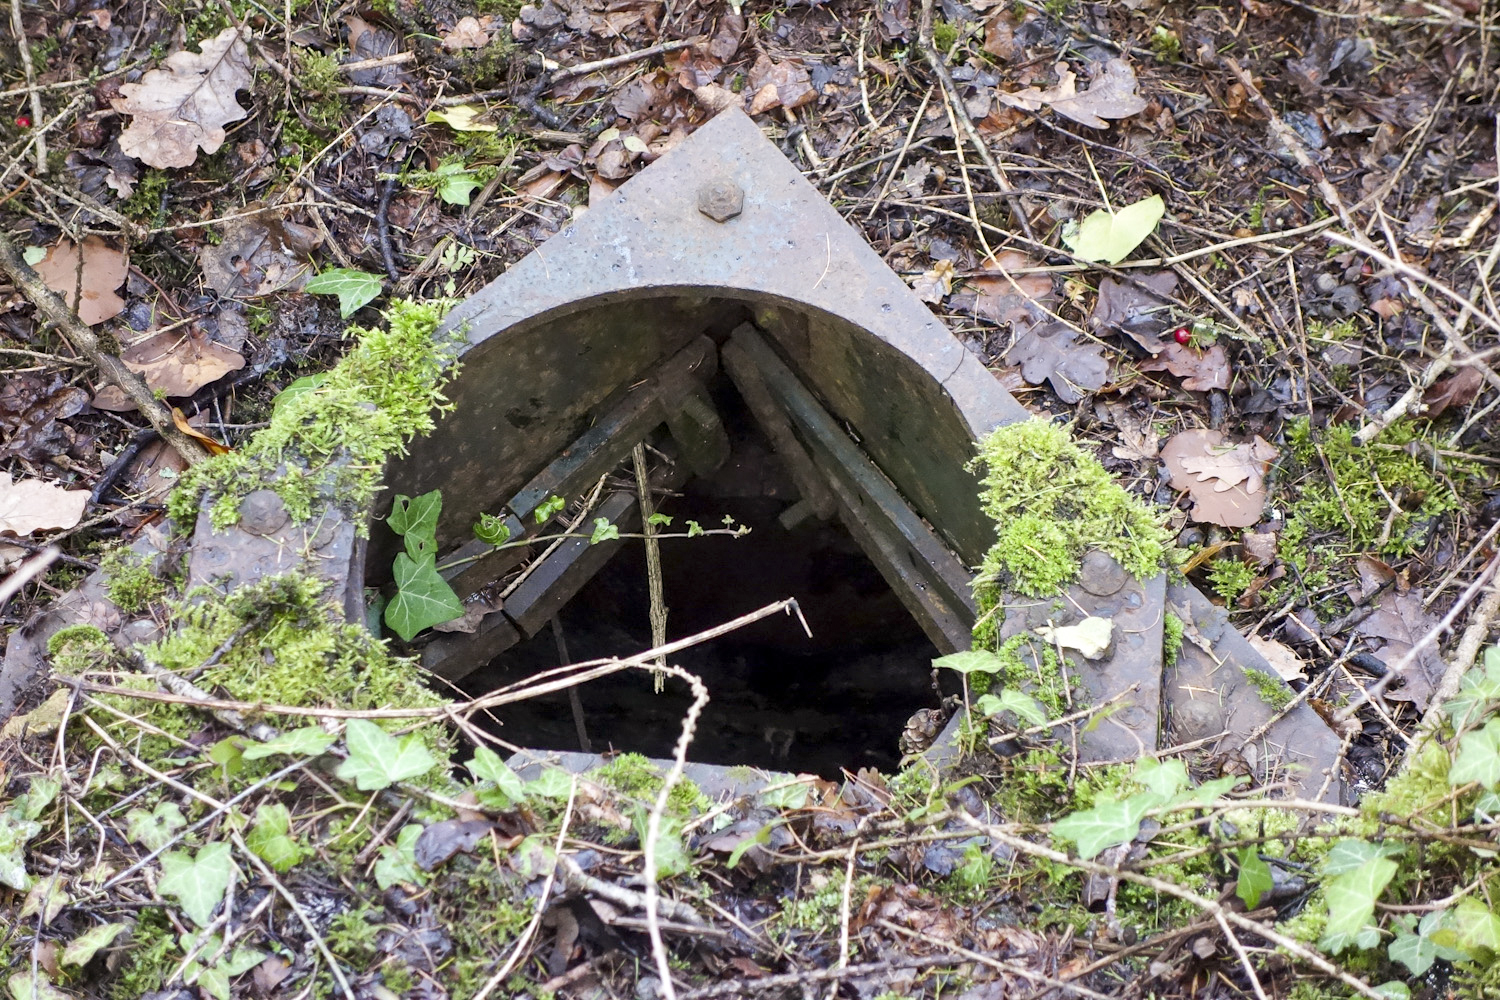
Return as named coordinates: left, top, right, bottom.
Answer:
left=552, top=616, right=591, bottom=752
left=551, top=37, right=700, bottom=82
left=633, top=443, right=668, bottom=686
left=10, top=0, right=45, bottom=173
left=0, top=546, right=59, bottom=609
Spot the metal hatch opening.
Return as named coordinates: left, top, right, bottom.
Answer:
left=453, top=361, right=944, bottom=778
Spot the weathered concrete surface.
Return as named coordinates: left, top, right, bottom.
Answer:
left=376, top=107, right=1031, bottom=574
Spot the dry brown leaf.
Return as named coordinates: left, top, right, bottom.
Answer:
left=33, top=236, right=127, bottom=326
left=911, top=259, right=955, bottom=304
left=1356, top=590, right=1445, bottom=710
left=999, top=58, right=1147, bottom=129
left=441, top=16, right=490, bottom=49
left=1089, top=273, right=1178, bottom=353
left=708, top=13, right=744, bottom=61
left=1242, top=530, right=1278, bottom=568
left=983, top=8, right=1021, bottom=61
left=1422, top=366, right=1483, bottom=418
left=1247, top=634, right=1307, bottom=682
left=972, top=250, right=1055, bottom=327
left=201, top=210, right=321, bottom=298
left=93, top=330, right=245, bottom=409
left=747, top=54, right=816, bottom=112
left=1104, top=402, right=1159, bottom=461
left=171, top=407, right=231, bottom=456
left=113, top=27, right=253, bottom=168
left=747, top=82, right=781, bottom=115
left=0, top=477, right=90, bottom=535
left=1003, top=322, right=1107, bottom=404
left=1161, top=429, right=1277, bottom=528
left=1139, top=342, right=1230, bottom=391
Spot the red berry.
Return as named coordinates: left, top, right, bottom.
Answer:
left=1173, top=326, right=1191, bottom=345
left=14, top=115, right=30, bottom=128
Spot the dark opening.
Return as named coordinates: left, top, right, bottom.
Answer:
left=456, top=371, right=944, bottom=778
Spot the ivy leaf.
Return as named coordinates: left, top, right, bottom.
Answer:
left=21, top=246, right=46, bottom=265
left=20, top=777, right=59, bottom=821
left=242, top=726, right=337, bottom=761
left=526, top=767, right=574, bottom=800
left=932, top=650, right=1006, bottom=675
left=1319, top=857, right=1397, bottom=953
left=534, top=495, right=565, bottom=524
left=474, top=513, right=512, bottom=546
left=1051, top=795, right=1147, bottom=860
left=974, top=688, right=1049, bottom=727
left=243, top=804, right=306, bottom=873
left=1452, top=898, right=1500, bottom=955
left=303, top=268, right=384, bottom=319
left=384, top=550, right=465, bottom=641
left=61, top=922, right=130, bottom=967
left=335, top=719, right=438, bottom=790
left=125, top=802, right=186, bottom=852
left=1322, top=838, right=1403, bottom=875
left=1372, top=984, right=1411, bottom=1000
left=647, top=513, right=673, bottom=526
left=758, top=781, right=813, bottom=810
left=467, top=747, right=526, bottom=806
left=1236, top=847, right=1274, bottom=909
left=388, top=490, right=443, bottom=546
left=271, top=373, right=327, bottom=415
left=685, top=520, right=704, bottom=537
left=158, top=842, right=235, bottom=927
left=1389, top=931, right=1436, bottom=977
left=1182, top=775, right=1244, bottom=807
left=589, top=517, right=620, bottom=544
left=1061, top=194, right=1165, bottom=264
left=374, top=824, right=427, bottom=890
left=1450, top=719, right=1500, bottom=789
left=1443, top=648, right=1500, bottom=727
left=434, top=161, right=484, bottom=206
left=636, top=813, right=692, bottom=881
left=0, top=813, right=42, bottom=891
left=6, top=970, right=70, bottom=1000
left=1134, top=758, right=1190, bottom=806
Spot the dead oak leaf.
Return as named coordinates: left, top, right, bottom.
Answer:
left=1356, top=590, right=1445, bottom=711
left=972, top=250, right=1055, bottom=327
left=113, top=27, right=253, bottom=169
left=33, top=236, right=127, bottom=326
left=1161, top=429, right=1277, bottom=528
left=1247, top=634, right=1307, bottom=682
left=999, top=58, right=1147, bottom=129
left=441, top=16, right=491, bottom=50
left=1003, top=322, right=1108, bottom=404
left=1089, top=272, right=1178, bottom=353
left=1139, top=341, right=1230, bottom=391
left=747, top=54, right=816, bottom=113
left=0, top=477, right=89, bottom=536
left=92, top=329, right=245, bottom=409
left=1422, top=366, right=1483, bottom=419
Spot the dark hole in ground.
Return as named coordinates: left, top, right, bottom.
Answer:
left=459, top=371, right=945, bottom=778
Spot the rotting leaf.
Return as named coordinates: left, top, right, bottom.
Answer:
left=113, top=27, right=253, bottom=168
left=1162, top=429, right=1276, bottom=528
left=440, top=16, right=490, bottom=49
left=999, top=58, right=1148, bottom=129
left=1140, top=341, right=1230, bottom=391
left=1089, top=273, right=1178, bottom=353
left=746, top=54, right=816, bottom=112
left=0, top=477, right=89, bottom=536
left=1423, top=366, right=1483, bottom=419
left=1356, top=590, right=1446, bottom=710
left=910, top=259, right=955, bottom=303
left=971, top=250, right=1055, bottom=327
left=92, top=330, right=246, bottom=409
left=1034, top=616, right=1114, bottom=660
left=201, top=210, right=321, bottom=298
left=1003, top=322, right=1108, bottom=404
left=1247, top=634, right=1307, bottom=682
left=414, top=819, right=495, bottom=870
left=33, top=236, right=127, bottom=326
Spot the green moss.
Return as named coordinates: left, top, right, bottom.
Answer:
left=1243, top=667, right=1293, bottom=711
left=1149, top=25, right=1182, bottom=62
left=169, top=299, right=461, bottom=534
left=108, top=909, right=178, bottom=999
left=327, top=906, right=381, bottom=966
left=1279, top=417, right=1471, bottom=564
left=1207, top=556, right=1256, bottom=605
left=1163, top=612, right=1184, bottom=668
left=123, top=170, right=172, bottom=223
left=47, top=624, right=111, bottom=666
left=100, top=547, right=168, bottom=614
left=969, top=420, right=1172, bottom=627
left=592, top=752, right=710, bottom=817
left=931, top=20, right=959, bottom=52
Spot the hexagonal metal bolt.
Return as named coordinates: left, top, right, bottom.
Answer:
left=697, top=179, right=744, bottom=222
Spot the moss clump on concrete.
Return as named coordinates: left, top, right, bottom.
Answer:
left=968, top=419, right=1171, bottom=620
left=99, top=546, right=168, bottom=613
left=169, top=299, right=462, bottom=533
left=593, top=752, right=711, bottom=817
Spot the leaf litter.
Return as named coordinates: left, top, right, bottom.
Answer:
left=112, top=27, right=254, bottom=169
